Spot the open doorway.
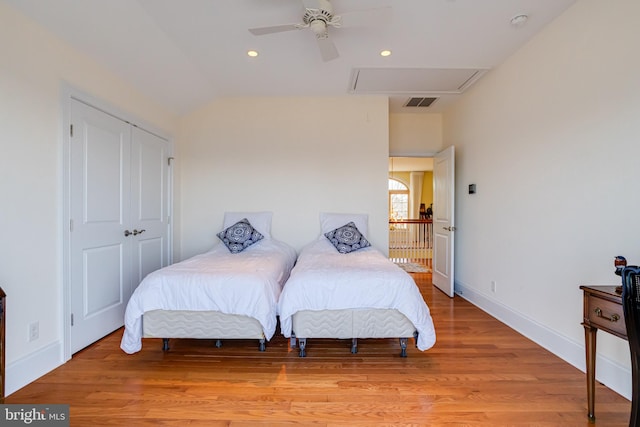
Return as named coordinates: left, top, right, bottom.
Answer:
left=389, top=157, right=433, bottom=273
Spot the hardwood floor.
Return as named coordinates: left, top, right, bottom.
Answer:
left=7, top=273, right=630, bottom=426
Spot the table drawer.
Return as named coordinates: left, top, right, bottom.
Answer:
left=586, top=294, right=625, bottom=336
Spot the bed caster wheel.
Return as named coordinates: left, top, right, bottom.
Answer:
left=298, top=338, right=307, bottom=357
left=351, top=338, right=358, bottom=354
left=215, top=339, right=223, bottom=348
left=259, top=339, right=266, bottom=352
left=162, top=338, right=170, bottom=351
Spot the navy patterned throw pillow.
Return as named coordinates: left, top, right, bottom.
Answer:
left=324, top=221, right=371, bottom=254
left=217, top=218, right=264, bottom=253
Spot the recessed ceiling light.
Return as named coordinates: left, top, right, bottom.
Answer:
left=380, top=50, right=392, bottom=57
left=247, top=50, right=259, bottom=57
left=510, top=14, right=528, bottom=28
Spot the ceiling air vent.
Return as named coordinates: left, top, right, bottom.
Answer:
left=404, top=97, right=437, bottom=108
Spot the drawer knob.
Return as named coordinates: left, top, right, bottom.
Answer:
left=594, top=307, right=620, bottom=322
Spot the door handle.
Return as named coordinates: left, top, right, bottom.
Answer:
left=133, top=229, right=146, bottom=236
left=443, top=226, right=457, bottom=232
left=124, top=230, right=132, bottom=237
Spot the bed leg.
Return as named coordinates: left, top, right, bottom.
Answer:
left=258, top=338, right=266, bottom=352
left=298, top=338, right=307, bottom=357
left=351, top=338, right=358, bottom=354
left=162, top=338, right=170, bottom=351
left=400, top=337, right=408, bottom=358
left=414, top=331, right=419, bottom=348
left=215, top=339, right=223, bottom=348
left=290, top=332, right=297, bottom=348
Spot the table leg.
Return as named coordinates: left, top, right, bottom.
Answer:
left=584, top=324, right=597, bottom=422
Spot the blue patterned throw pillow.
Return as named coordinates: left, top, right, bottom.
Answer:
left=217, top=218, right=264, bottom=253
left=324, top=221, right=371, bottom=254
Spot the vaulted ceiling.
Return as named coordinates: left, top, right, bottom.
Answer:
left=4, top=0, right=576, bottom=115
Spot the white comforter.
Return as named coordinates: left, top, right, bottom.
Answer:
left=278, top=239, right=436, bottom=351
left=121, top=239, right=297, bottom=354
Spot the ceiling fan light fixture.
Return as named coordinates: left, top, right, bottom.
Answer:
left=380, top=50, right=392, bottom=57
left=309, top=19, right=328, bottom=37
left=247, top=50, right=258, bottom=57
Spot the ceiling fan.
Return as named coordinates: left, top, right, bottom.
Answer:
left=248, top=0, right=391, bottom=62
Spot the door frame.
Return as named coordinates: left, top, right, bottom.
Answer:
left=61, top=85, right=173, bottom=361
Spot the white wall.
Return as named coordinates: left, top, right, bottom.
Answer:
left=444, top=0, right=640, bottom=398
left=176, top=96, right=389, bottom=258
left=0, top=2, right=177, bottom=394
left=390, top=113, right=443, bottom=156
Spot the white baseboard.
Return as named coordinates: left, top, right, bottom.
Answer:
left=455, top=280, right=631, bottom=400
left=5, top=341, right=64, bottom=396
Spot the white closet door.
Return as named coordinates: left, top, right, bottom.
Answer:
left=68, top=100, right=171, bottom=354
left=130, top=126, right=170, bottom=290
left=69, top=99, right=132, bottom=354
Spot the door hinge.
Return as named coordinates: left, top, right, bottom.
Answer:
left=70, top=124, right=74, bottom=137
left=71, top=313, right=74, bottom=326
left=167, top=156, right=174, bottom=166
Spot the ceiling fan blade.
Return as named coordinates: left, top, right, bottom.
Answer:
left=337, top=6, right=392, bottom=28
left=249, top=24, right=301, bottom=36
left=317, top=37, right=339, bottom=62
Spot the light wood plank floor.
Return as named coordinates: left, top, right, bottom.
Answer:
left=7, top=273, right=630, bottom=426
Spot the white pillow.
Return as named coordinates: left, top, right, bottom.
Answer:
left=223, top=211, right=272, bottom=239
left=319, top=212, right=369, bottom=238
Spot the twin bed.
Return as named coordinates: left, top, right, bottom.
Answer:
left=120, top=212, right=297, bottom=354
left=120, top=212, right=436, bottom=356
left=279, top=238, right=435, bottom=356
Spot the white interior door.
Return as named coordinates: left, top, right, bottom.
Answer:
left=69, top=99, right=132, bottom=354
left=432, top=146, right=455, bottom=297
left=130, top=127, right=171, bottom=289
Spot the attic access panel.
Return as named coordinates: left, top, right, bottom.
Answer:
left=349, top=68, right=487, bottom=94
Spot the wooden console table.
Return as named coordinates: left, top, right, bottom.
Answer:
left=580, top=285, right=626, bottom=421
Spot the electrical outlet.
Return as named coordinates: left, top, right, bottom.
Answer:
left=29, top=321, right=39, bottom=342
left=491, top=281, right=497, bottom=293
